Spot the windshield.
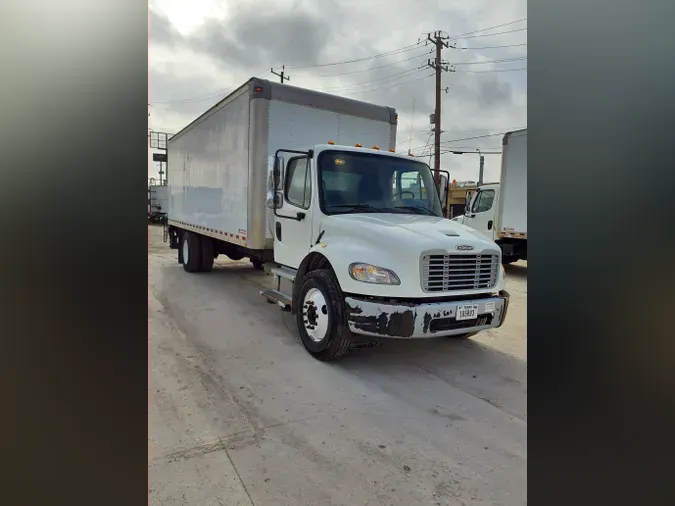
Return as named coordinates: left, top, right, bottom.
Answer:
left=317, top=150, right=443, bottom=217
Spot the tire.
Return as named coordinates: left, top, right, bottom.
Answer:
left=177, top=233, right=184, bottom=265
left=181, top=232, right=202, bottom=273
left=502, top=256, right=517, bottom=265
left=296, top=270, right=353, bottom=361
left=251, top=258, right=264, bottom=270
left=200, top=236, right=214, bottom=272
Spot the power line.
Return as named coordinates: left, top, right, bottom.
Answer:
left=457, top=43, right=527, bottom=50
left=459, top=27, right=527, bottom=39
left=318, top=67, right=425, bottom=93
left=285, top=42, right=423, bottom=69
left=314, top=49, right=433, bottom=78
left=409, top=128, right=526, bottom=152
left=339, top=73, right=431, bottom=97
left=456, top=67, right=527, bottom=73
left=440, top=129, right=526, bottom=144
left=451, top=56, right=527, bottom=66
left=448, top=18, right=527, bottom=39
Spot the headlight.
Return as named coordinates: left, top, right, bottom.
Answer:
left=349, top=263, right=401, bottom=285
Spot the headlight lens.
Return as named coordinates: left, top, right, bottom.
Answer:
left=349, top=263, right=401, bottom=285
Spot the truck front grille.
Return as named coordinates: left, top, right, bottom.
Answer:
left=421, top=254, right=499, bottom=292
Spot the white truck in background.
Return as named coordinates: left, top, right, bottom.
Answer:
left=148, top=182, right=168, bottom=223
left=166, top=78, right=510, bottom=361
left=454, top=129, right=527, bottom=264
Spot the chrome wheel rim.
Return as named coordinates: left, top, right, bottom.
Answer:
left=302, top=288, right=329, bottom=342
left=182, top=237, right=189, bottom=264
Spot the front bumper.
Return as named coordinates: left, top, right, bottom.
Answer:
left=345, top=290, right=510, bottom=339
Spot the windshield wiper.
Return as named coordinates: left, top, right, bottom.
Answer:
left=393, top=205, right=437, bottom=216
left=329, top=204, right=384, bottom=213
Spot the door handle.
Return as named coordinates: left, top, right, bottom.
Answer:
left=296, top=212, right=306, bottom=221
left=276, top=222, right=282, bottom=241
left=488, top=220, right=493, bottom=230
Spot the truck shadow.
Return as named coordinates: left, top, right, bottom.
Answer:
left=504, top=261, right=527, bottom=281
left=336, top=335, right=527, bottom=421
left=159, top=259, right=526, bottom=420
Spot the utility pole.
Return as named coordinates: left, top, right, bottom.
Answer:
left=408, top=97, right=416, bottom=155
left=478, top=153, right=485, bottom=186
left=270, top=65, right=290, bottom=83
left=425, top=31, right=452, bottom=184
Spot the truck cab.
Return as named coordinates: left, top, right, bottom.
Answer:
left=264, top=143, right=510, bottom=360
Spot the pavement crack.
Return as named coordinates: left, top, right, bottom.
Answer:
left=157, top=429, right=256, bottom=463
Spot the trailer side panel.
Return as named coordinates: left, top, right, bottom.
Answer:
left=498, top=129, right=527, bottom=236
left=168, top=87, right=251, bottom=243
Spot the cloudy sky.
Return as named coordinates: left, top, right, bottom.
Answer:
left=148, top=0, right=527, bottom=184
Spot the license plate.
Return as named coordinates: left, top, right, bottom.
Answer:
left=456, top=305, right=478, bottom=321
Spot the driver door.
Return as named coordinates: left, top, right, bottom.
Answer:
left=274, top=156, right=314, bottom=268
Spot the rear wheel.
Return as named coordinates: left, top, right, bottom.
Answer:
left=296, top=270, right=352, bottom=361
left=182, top=232, right=202, bottom=272
left=251, top=258, right=264, bottom=270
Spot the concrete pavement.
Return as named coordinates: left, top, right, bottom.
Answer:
left=148, top=225, right=527, bottom=506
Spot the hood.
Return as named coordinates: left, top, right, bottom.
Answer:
left=321, top=213, right=498, bottom=253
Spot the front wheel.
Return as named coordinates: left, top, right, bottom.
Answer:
left=296, top=270, right=352, bottom=361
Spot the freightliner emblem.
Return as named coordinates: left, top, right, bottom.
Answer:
left=456, top=245, right=474, bottom=251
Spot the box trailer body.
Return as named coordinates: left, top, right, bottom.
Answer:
left=165, top=78, right=509, bottom=361
left=167, top=78, right=397, bottom=252
left=454, top=129, right=527, bottom=263
left=497, top=129, right=527, bottom=239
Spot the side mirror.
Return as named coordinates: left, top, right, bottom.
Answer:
left=266, top=190, right=284, bottom=210
left=464, top=191, right=473, bottom=214
left=273, top=156, right=285, bottom=190
left=438, top=174, right=448, bottom=204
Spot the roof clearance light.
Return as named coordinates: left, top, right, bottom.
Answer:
left=255, top=87, right=263, bottom=92
left=327, top=140, right=335, bottom=145
left=389, top=148, right=395, bottom=152
left=372, top=145, right=379, bottom=150
left=408, top=153, right=415, bottom=157
left=355, top=143, right=362, bottom=148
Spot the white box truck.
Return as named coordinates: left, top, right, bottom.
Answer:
left=454, top=129, right=527, bottom=264
left=166, top=78, right=510, bottom=360
left=148, top=183, right=168, bottom=223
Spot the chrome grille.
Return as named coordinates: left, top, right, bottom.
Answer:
left=421, top=253, right=499, bottom=292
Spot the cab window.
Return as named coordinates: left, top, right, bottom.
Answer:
left=472, top=189, right=495, bottom=213
left=285, top=157, right=311, bottom=209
